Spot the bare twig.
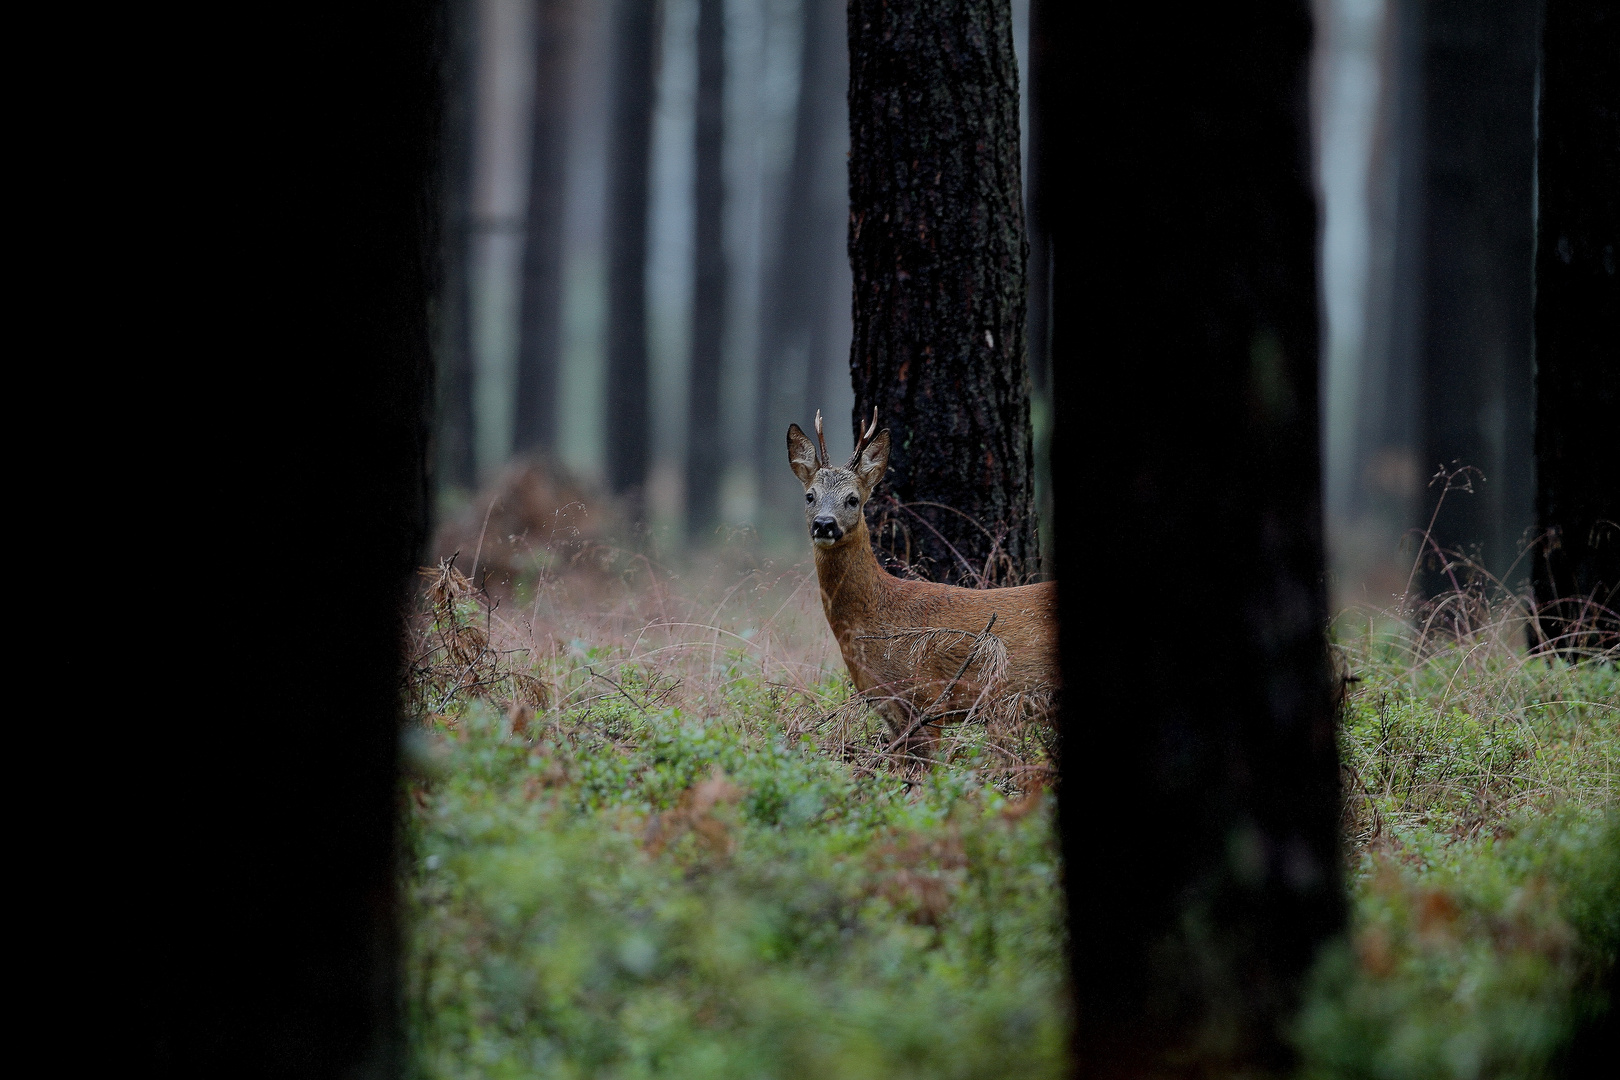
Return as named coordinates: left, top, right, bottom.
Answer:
left=885, top=614, right=998, bottom=754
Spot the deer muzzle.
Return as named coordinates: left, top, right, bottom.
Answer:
left=810, top=515, right=843, bottom=545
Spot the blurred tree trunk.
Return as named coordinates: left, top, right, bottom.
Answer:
left=846, top=0, right=1037, bottom=586
left=604, top=0, right=661, bottom=508
left=1416, top=0, right=1540, bottom=595
left=686, top=0, right=726, bottom=541
left=438, top=0, right=479, bottom=490
left=513, top=0, right=577, bottom=456
left=756, top=0, right=849, bottom=523
left=141, top=0, right=439, bottom=1070
left=1351, top=0, right=1425, bottom=579
left=1022, top=0, right=1052, bottom=574
left=1024, top=5, right=1049, bottom=409
left=1037, top=1, right=1343, bottom=1074
left=1531, top=0, right=1620, bottom=654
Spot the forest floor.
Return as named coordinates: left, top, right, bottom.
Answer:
left=401, top=528, right=1616, bottom=1079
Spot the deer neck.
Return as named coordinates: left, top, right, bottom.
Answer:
left=812, top=517, right=887, bottom=635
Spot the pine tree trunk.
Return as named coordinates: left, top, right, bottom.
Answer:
left=604, top=0, right=661, bottom=505
left=1037, top=1, right=1343, bottom=1072
left=513, top=0, right=577, bottom=456
left=1531, top=0, right=1620, bottom=653
left=846, top=0, right=1037, bottom=586
left=1416, top=0, right=1540, bottom=595
left=686, top=0, right=726, bottom=541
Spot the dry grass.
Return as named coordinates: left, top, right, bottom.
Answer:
left=406, top=535, right=1058, bottom=795
left=1330, top=473, right=1619, bottom=859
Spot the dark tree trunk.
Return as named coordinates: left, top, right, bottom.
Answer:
left=604, top=0, right=661, bottom=507
left=1531, top=0, right=1620, bottom=653
left=1024, top=217, right=1050, bottom=399
left=139, top=1, right=439, bottom=1071
left=757, top=0, right=850, bottom=528
left=686, top=0, right=726, bottom=541
left=1024, top=29, right=1050, bottom=407
left=846, top=0, right=1037, bottom=586
left=513, top=0, right=577, bottom=456
left=1037, top=1, right=1343, bottom=1074
left=438, top=0, right=478, bottom=490
left=1416, top=0, right=1540, bottom=595
left=1023, top=0, right=1053, bottom=575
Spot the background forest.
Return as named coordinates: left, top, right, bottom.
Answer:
left=397, top=2, right=1619, bottom=1078
left=123, top=0, right=1611, bottom=1075
left=434, top=0, right=1559, bottom=607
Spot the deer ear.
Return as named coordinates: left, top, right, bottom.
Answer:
left=854, top=429, right=890, bottom=492
left=786, top=424, right=821, bottom=486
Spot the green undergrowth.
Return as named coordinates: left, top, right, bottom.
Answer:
left=404, top=688, right=1068, bottom=1080
left=1298, top=625, right=1618, bottom=1079
left=404, top=595, right=1616, bottom=1079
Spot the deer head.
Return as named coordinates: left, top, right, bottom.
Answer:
left=786, top=408, right=890, bottom=547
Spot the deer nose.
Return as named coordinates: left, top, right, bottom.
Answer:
left=811, top=515, right=842, bottom=541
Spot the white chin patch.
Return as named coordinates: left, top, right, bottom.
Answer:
left=812, top=536, right=838, bottom=548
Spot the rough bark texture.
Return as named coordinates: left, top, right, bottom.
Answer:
left=513, top=0, right=577, bottom=454
left=605, top=0, right=661, bottom=505
left=1037, top=1, right=1343, bottom=1074
left=140, top=1, right=439, bottom=1070
left=757, top=0, right=851, bottom=530
left=1416, top=0, right=1540, bottom=593
left=846, top=0, right=1037, bottom=586
left=686, top=0, right=727, bottom=540
left=1531, top=0, right=1620, bottom=653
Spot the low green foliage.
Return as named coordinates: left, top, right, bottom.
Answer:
left=1297, top=622, right=1618, bottom=1079
left=404, top=567, right=1616, bottom=1078
left=405, top=693, right=1068, bottom=1079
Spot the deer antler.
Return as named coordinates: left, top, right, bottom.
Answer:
left=847, top=407, right=879, bottom=468
left=813, top=410, right=831, bottom=467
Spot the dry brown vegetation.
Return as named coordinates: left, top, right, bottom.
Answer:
left=411, top=459, right=1059, bottom=788
left=406, top=553, right=1058, bottom=790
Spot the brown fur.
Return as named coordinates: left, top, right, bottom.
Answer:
left=786, top=418, right=1058, bottom=761
left=814, top=515, right=1058, bottom=745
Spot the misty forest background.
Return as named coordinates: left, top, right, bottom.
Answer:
left=440, top=0, right=1547, bottom=606
left=128, top=0, right=1614, bottom=1074
left=404, top=1, right=1615, bottom=1076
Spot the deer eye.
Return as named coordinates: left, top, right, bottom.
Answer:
left=846, top=494, right=859, bottom=507
left=805, top=490, right=815, bottom=503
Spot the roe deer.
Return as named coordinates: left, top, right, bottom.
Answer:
left=787, top=410, right=1059, bottom=765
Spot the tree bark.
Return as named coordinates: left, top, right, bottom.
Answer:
left=756, top=0, right=850, bottom=531
left=513, top=0, right=577, bottom=455
left=846, top=0, right=1037, bottom=586
left=604, top=0, right=661, bottom=506
left=686, top=0, right=726, bottom=541
left=1416, top=0, right=1540, bottom=595
left=1531, top=0, right=1620, bottom=653
left=1037, top=1, right=1343, bottom=1073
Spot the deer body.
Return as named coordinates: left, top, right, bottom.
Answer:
left=788, top=412, right=1059, bottom=755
